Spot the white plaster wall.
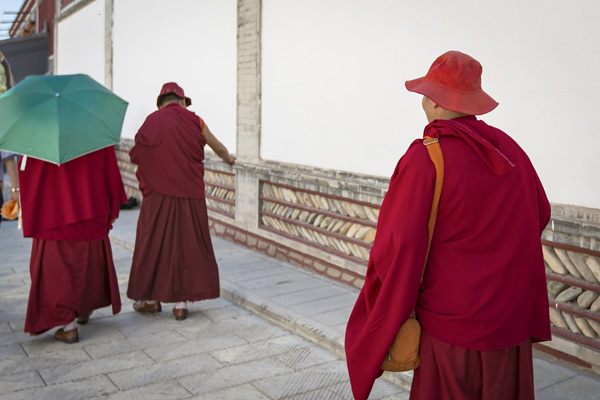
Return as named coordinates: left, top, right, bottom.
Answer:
left=55, top=0, right=105, bottom=83
left=112, top=0, right=237, bottom=155
left=262, top=0, right=600, bottom=208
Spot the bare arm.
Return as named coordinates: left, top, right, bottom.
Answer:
left=4, top=157, right=19, bottom=202
left=204, top=123, right=236, bottom=166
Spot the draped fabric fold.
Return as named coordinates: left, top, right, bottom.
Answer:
left=129, top=103, right=206, bottom=199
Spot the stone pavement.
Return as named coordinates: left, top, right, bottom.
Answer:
left=1, top=210, right=600, bottom=399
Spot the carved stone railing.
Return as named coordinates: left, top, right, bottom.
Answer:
left=259, top=180, right=377, bottom=263
left=205, top=168, right=235, bottom=219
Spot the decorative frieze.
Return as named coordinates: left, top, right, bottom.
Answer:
left=205, top=167, right=235, bottom=218
left=544, top=244, right=600, bottom=349
left=259, top=180, right=379, bottom=263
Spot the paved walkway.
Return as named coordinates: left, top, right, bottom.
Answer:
left=1, top=209, right=599, bottom=399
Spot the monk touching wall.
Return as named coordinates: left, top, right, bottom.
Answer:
left=127, top=83, right=235, bottom=321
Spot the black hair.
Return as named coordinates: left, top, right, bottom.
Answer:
left=159, top=93, right=183, bottom=106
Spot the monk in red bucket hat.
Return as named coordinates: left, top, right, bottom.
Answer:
left=346, top=51, right=551, bottom=399
left=405, top=50, right=498, bottom=116
left=127, top=82, right=235, bottom=321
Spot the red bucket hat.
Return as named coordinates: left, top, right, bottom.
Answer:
left=405, top=51, right=498, bottom=115
left=156, top=82, right=192, bottom=108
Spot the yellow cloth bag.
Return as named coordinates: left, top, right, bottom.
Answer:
left=1, top=200, right=19, bottom=220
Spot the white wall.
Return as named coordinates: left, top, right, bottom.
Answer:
left=56, top=0, right=105, bottom=83
left=262, top=0, right=600, bottom=208
left=112, top=0, right=237, bottom=155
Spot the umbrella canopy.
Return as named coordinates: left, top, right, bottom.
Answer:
left=0, top=74, right=128, bottom=165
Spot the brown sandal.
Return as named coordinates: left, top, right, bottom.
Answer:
left=54, top=328, right=79, bottom=344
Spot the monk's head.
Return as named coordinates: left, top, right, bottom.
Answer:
left=158, top=93, right=187, bottom=109
left=421, top=96, right=469, bottom=123
left=156, top=82, right=192, bottom=109
left=405, top=51, right=498, bottom=122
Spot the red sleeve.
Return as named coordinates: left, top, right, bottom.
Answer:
left=345, top=141, right=436, bottom=399
left=104, top=147, right=127, bottom=226
left=534, top=171, right=551, bottom=234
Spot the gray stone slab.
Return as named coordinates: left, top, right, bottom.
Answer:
left=0, top=351, right=91, bottom=376
left=0, top=370, right=46, bottom=395
left=145, top=333, right=247, bottom=362
left=176, top=313, right=288, bottom=343
left=20, top=338, right=92, bottom=360
left=289, top=292, right=358, bottom=316
left=269, top=282, right=349, bottom=306
left=534, top=357, right=579, bottom=391
left=0, top=375, right=119, bottom=400
left=535, top=374, right=600, bottom=400
left=286, top=387, right=348, bottom=400
left=0, top=330, right=35, bottom=346
left=0, top=322, right=12, bottom=334
left=0, top=281, right=27, bottom=297
left=253, top=369, right=349, bottom=399
left=216, top=249, right=274, bottom=264
left=300, top=360, right=409, bottom=399
left=178, top=358, right=294, bottom=396
left=201, top=303, right=253, bottom=321
left=193, top=383, right=271, bottom=400
left=91, top=381, right=192, bottom=400
left=8, top=263, right=30, bottom=274
left=86, top=307, right=162, bottom=329
left=217, top=250, right=277, bottom=265
left=211, top=335, right=309, bottom=365
left=8, top=318, right=24, bottom=332
left=0, top=310, right=27, bottom=325
left=330, top=380, right=410, bottom=400
left=116, top=316, right=183, bottom=339
left=231, top=316, right=294, bottom=343
left=333, top=320, right=348, bottom=332
left=40, top=351, right=156, bottom=385
left=84, top=329, right=188, bottom=359
left=0, top=297, right=27, bottom=312
left=275, top=340, right=341, bottom=370
left=0, top=253, right=31, bottom=265
left=311, top=307, right=352, bottom=328
left=222, top=264, right=289, bottom=281
left=0, top=342, right=25, bottom=359
left=108, top=353, right=223, bottom=391
left=192, top=297, right=234, bottom=311
left=237, top=270, right=310, bottom=291
left=260, top=276, right=332, bottom=297
left=77, top=321, right=128, bottom=344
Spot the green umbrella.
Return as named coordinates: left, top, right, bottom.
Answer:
left=0, top=74, right=128, bottom=165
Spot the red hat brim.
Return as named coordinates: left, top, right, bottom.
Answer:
left=405, top=77, right=498, bottom=115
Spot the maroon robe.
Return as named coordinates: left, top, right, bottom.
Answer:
left=345, top=116, right=551, bottom=399
left=127, top=103, right=220, bottom=302
left=19, top=147, right=126, bottom=335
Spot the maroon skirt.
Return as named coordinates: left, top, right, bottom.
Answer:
left=410, top=330, right=534, bottom=400
left=127, top=192, right=220, bottom=302
left=25, top=237, right=121, bottom=335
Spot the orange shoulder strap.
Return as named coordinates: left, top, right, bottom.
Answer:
left=422, top=136, right=444, bottom=280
